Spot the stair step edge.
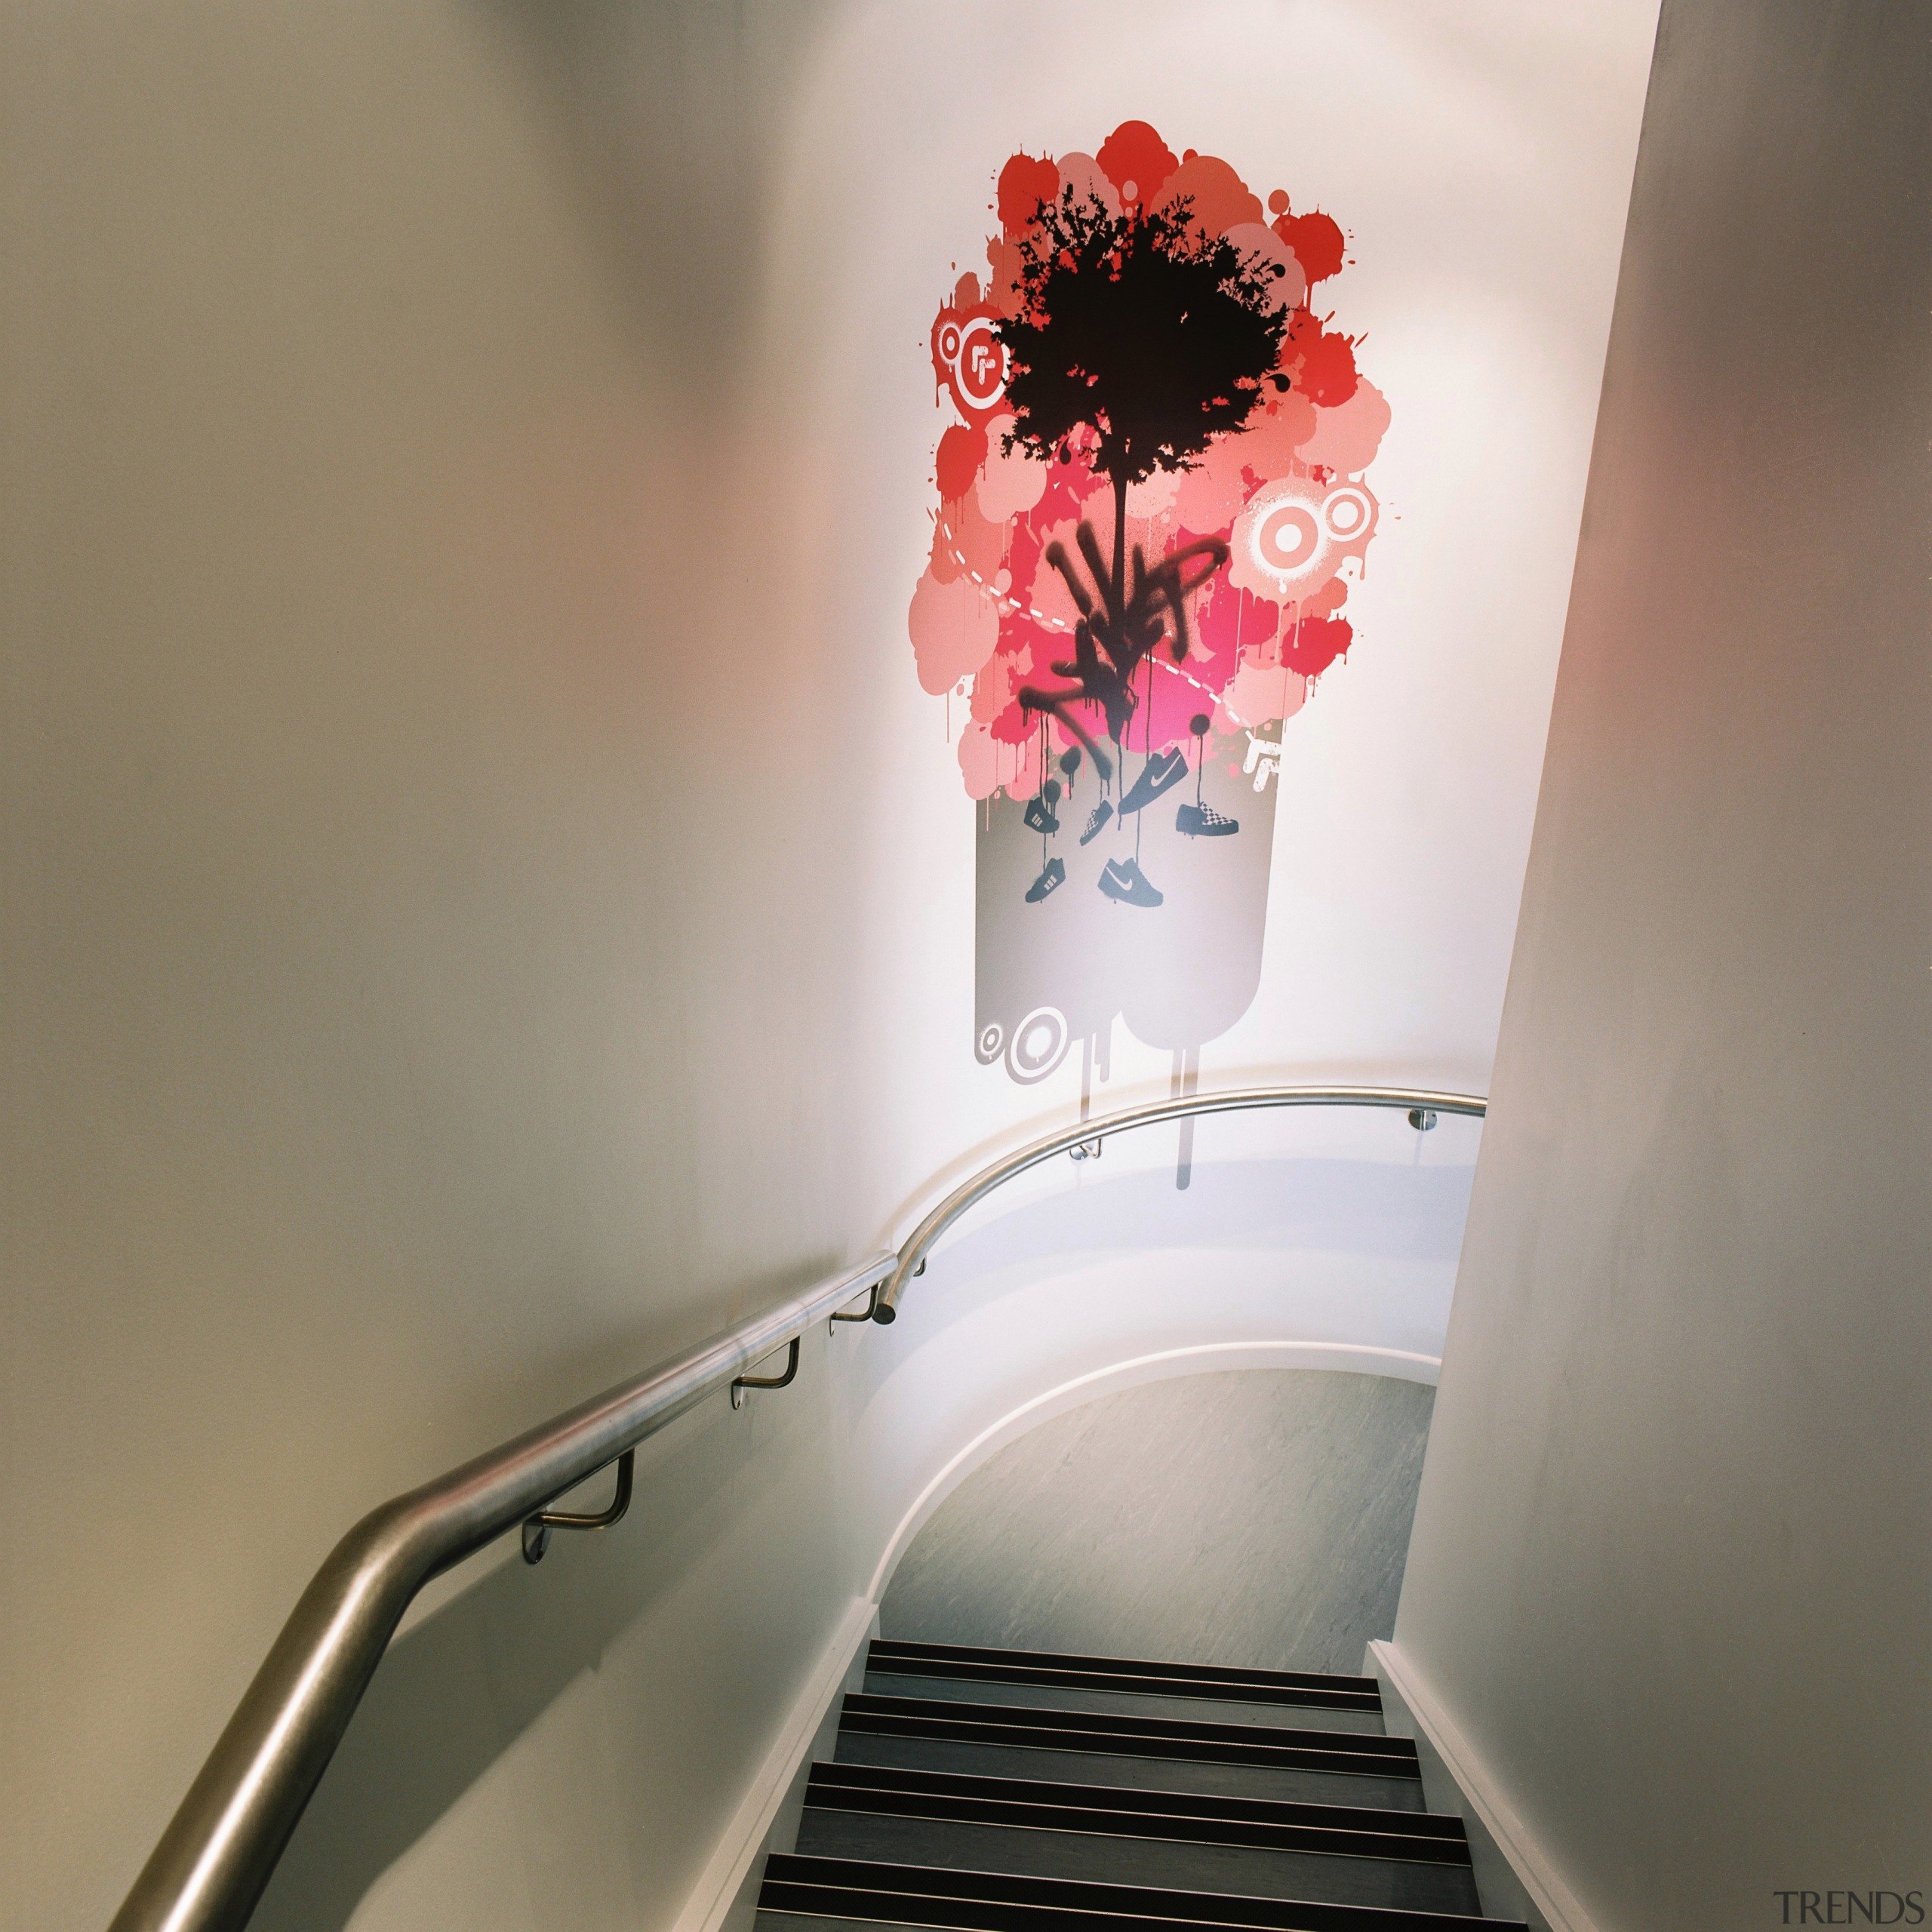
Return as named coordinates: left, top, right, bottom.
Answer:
left=808, top=1760, right=1464, bottom=1839
left=760, top=1852, right=1525, bottom=1932
left=870, top=1641, right=1379, bottom=1697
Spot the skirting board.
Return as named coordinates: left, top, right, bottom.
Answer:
left=1366, top=1639, right=1597, bottom=1932
left=670, top=1595, right=878, bottom=1932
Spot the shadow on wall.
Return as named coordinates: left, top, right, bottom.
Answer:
left=474, top=0, right=834, bottom=386
left=244, top=1403, right=742, bottom=1932
left=245, top=1348, right=846, bottom=1932
left=881, top=1368, right=1435, bottom=1675
left=939, top=1155, right=1476, bottom=1275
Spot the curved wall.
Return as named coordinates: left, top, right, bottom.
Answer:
left=840, top=1103, right=1476, bottom=1610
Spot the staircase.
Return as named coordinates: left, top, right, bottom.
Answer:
left=755, top=1637, right=1522, bottom=1932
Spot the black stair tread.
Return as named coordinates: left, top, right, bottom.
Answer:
left=841, top=1694, right=1418, bottom=1778
left=846, top=1696, right=1411, bottom=1756
left=864, top=1675, right=1386, bottom=1737
left=758, top=1851, right=1524, bottom=1932
left=869, top=1642, right=1379, bottom=1714
left=792, top=1816, right=1481, bottom=1918
left=761, top=1915, right=931, bottom=1932
left=871, top=1641, right=1379, bottom=1696
left=804, top=1761, right=1469, bottom=1864
left=835, top=1734, right=1427, bottom=1814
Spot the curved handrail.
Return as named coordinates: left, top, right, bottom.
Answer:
left=107, top=1251, right=897, bottom=1932
left=109, top=1081, right=1484, bottom=1932
left=872, top=1084, right=1487, bottom=1321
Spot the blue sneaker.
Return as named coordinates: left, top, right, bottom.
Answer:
left=1025, top=857, right=1066, bottom=903
left=1176, top=802, right=1238, bottom=838
left=1118, top=748, right=1188, bottom=815
left=1097, top=857, right=1162, bottom=907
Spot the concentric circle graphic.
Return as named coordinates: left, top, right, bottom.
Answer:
left=1257, top=503, right=1321, bottom=572
left=1323, top=486, right=1375, bottom=543
left=975, top=1020, right=1004, bottom=1066
left=1230, top=476, right=1380, bottom=600
left=1006, top=1006, right=1069, bottom=1083
left=952, top=316, right=1008, bottom=411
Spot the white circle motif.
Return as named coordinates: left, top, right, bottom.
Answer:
left=1006, top=1006, right=1069, bottom=1083
left=1323, top=487, right=1374, bottom=542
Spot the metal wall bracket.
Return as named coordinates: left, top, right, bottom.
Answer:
left=1069, top=1138, right=1104, bottom=1161
left=521, top=1449, right=634, bottom=1565
left=829, top=1283, right=880, bottom=1324
left=1407, top=1107, right=1438, bottom=1131
left=731, top=1335, right=800, bottom=1408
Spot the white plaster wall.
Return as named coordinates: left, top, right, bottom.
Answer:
left=0, top=5, right=1654, bottom=1930
left=1389, top=2, right=1932, bottom=1924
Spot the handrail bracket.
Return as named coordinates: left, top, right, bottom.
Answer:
left=731, top=1336, right=801, bottom=1408
left=521, top=1449, right=635, bottom=1565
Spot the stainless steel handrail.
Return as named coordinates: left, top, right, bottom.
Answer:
left=110, top=1081, right=1484, bottom=1932
left=870, top=1084, right=1487, bottom=1321
left=108, top=1251, right=896, bottom=1932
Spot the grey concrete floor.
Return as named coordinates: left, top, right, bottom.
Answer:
left=879, top=1369, right=1435, bottom=1675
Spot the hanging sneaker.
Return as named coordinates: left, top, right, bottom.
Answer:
left=1023, top=794, right=1060, bottom=835
left=1024, top=857, right=1066, bottom=903
left=1078, top=798, right=1114, bottom=845
left=1176, top=802, right=1239, bottom=838
left=1097, top=856, right=1163, bottom=907
left=1118, top=747, right=1189, bottom=815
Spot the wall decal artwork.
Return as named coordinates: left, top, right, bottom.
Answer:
left=909, top=122, right=1389, bottom=1093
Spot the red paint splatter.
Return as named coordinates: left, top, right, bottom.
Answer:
left=1096, top=120, right=1179, bottom=207
left=1286, top=307, right=1358, bottom=408
left=936, top=422, right=987, bottom=500
left=998, top=152, right=1060, bottom=235
left=1153, top=152, right=1264, bottom=238
left=984, top=232, right=1027, bottom=315
left=1273, top=208, right=1346, bottom=287
left=1281, top=614, right=1352, bottom=679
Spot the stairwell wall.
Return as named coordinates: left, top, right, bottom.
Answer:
left=0, top=11, right=950, bottom=1930
left=1387, top=3, right=1932, bottom=1925
left=2, top=6, right=1654, bottom=1932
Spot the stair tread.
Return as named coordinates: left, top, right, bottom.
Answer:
left=872, top=1641, right=1377, bottom=1694
left=864, top=1675, right=1384, bottom=1736
left=869, top=1641, right=1379, bottom=1712
left=798, top=1760, right=1478, bottom=1914
left=792, top=1815, right=1481, bottom=1918
left=842, top=1694, right=1418, bottom=1775
left=835, top=1734, right=1426, bottom=1813
left=759, top=1850, right=1524, bottom=1931
left=805, top=1760, right=1468, bottom=1862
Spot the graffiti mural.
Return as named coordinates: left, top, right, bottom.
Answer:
left=909, top=122, right=1389, bottom=1092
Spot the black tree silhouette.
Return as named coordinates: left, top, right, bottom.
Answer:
left=997, top=187, right=1291, bottom=770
